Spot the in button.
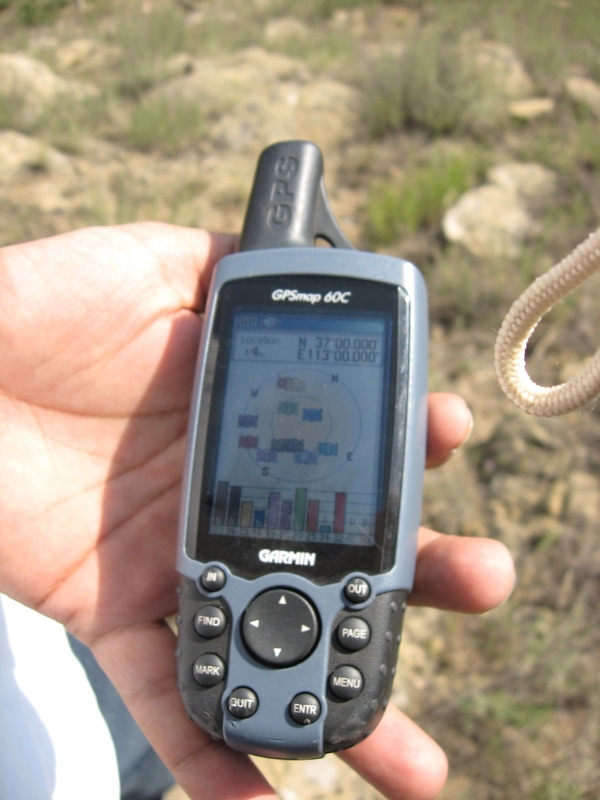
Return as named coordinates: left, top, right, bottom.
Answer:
left=200, top=566, right=226, bottom=592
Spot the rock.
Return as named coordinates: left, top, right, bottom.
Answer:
left=509, top=97, right=555, bottom=121
left=0, top=130, right=83, bottom=212
left=546, top=479, right=567, bottom=518
left=330, top=7, right=369, bottom=37
left=567, top=471, right=600, bottom=522
left=0, top=130, right=72, bottom=182
left=159, top=48, right=358, bottom=155
left=158, top=48, right=312, bottom=118
left=488, top=162, right=558, bottom=209
left=54, top=38, right=121, bottom=72
left=264, top=17, right=310, bottom=44
left=0, top=52, right=97, bottom=128
left=565, top=76, right=600, bottom=117
left=462, top=40, right=534, bottom=99
left=443, top=162, right=557, bottom=257
left=164, top=52, right=195, bottom=80
left=443, top=184, right=538, bottom=258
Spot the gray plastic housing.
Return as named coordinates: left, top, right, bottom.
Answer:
left=176, top=247, right=428, bottom=759
left=239, top=140, right=353, bottom=251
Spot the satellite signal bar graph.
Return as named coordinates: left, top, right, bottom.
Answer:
left=211, top=481, right=376, bottom=546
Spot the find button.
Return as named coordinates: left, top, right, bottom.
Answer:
left=290, top=693, right=321, bottom=725
left=228, top=687, right=258, bottom=718
left=194, top=605, right=226, bottom=639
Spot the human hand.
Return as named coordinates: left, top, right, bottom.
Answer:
left=0, top=223, right=514, bottom=800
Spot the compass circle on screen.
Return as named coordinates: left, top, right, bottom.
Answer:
left=239, top=368, right=361, bottom=483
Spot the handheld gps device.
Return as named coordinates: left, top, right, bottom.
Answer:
left=176, top=141, right=428, bottom=759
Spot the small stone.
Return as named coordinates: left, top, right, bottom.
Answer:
left=509, top=97, right=555, bottom=120
left=164, top=53, right=195, bottom=80
left=567, top=471, right=600, bottom=521
left=547, top=480, right=567, bottom=519
left=0, top=52, right=97, bottom=128
left=0, top=131, right=71, bottom=183
left=461, top=39, right=534, bottom=99
left=566, top=76, right=600, bottom=117
left=443, top=161, right=557, bottom=257
left=488, top=162, right=558, bottom=209
left=54, top=39, right=120, bottom=72
left=443, top=184, right=538, bottom=258
left=264, top=17, right=310, bottom=44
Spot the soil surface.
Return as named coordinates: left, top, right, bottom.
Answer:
left=2, top=1, right=600, bottom=797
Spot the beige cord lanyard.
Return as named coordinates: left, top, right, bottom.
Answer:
left=495, top=228, right=600, bottom=416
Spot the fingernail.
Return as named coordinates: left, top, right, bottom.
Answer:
left=462, top=408, right=474, bottom=444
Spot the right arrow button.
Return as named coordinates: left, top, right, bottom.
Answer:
left=242, top=589, right=320, bottom=667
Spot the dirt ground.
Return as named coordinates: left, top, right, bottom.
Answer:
left=2, top=1, right=600, bottom=797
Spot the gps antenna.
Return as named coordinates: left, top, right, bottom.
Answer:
left=239, top=140, right=354, bottom=252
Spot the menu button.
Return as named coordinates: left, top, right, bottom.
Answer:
left=329, top=666, right=363, bottom=700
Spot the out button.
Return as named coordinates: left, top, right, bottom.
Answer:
left=344, top=578, right=370, bottom=604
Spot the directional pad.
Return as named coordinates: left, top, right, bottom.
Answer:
left=242, top=589, right=319, bottom=667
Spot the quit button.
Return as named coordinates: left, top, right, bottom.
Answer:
left=227, top=687, right=258, bottom=719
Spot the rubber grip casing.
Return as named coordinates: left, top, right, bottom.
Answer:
left=177, top=579, right=407, bottom=754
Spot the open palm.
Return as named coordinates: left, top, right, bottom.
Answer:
left=0, top=223, right=514, bottom=800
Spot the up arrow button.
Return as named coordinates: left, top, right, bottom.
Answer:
left=242, top=589, right=320, bottom=667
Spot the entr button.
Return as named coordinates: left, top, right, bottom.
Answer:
left=242, top=589, right=319, bottom=667
left=194, top=605, right=226, bottom=638
left=336, top=617, right=371, bottom=651
left=344, top=578, right=371, bottom=604
left=329, top=666, right=363, bottom=699
left=289, top=693, right=321, bottom=725
left=192, top=654, right=225, bottom=687
left=228, top=687, right=258, bottom=718
left=201, top=566, right=226, bottom=592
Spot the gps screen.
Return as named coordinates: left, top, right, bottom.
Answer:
left=207, top=309, right=392, bottom=547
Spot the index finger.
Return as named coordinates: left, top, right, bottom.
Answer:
left=113, top=222, right=239, bottom=311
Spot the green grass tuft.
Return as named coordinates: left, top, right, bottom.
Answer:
left=128, top=94, right=206, bottom=155
left=112, top=3, right=188, bottom=97
left=363, top=25, right=508, bottom=140
left=18, top=0, right=69, bottom=26
left=365, top=148, right=486, bottom=246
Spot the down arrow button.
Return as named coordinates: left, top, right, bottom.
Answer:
left=242, top=589, right=320, bottom=667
